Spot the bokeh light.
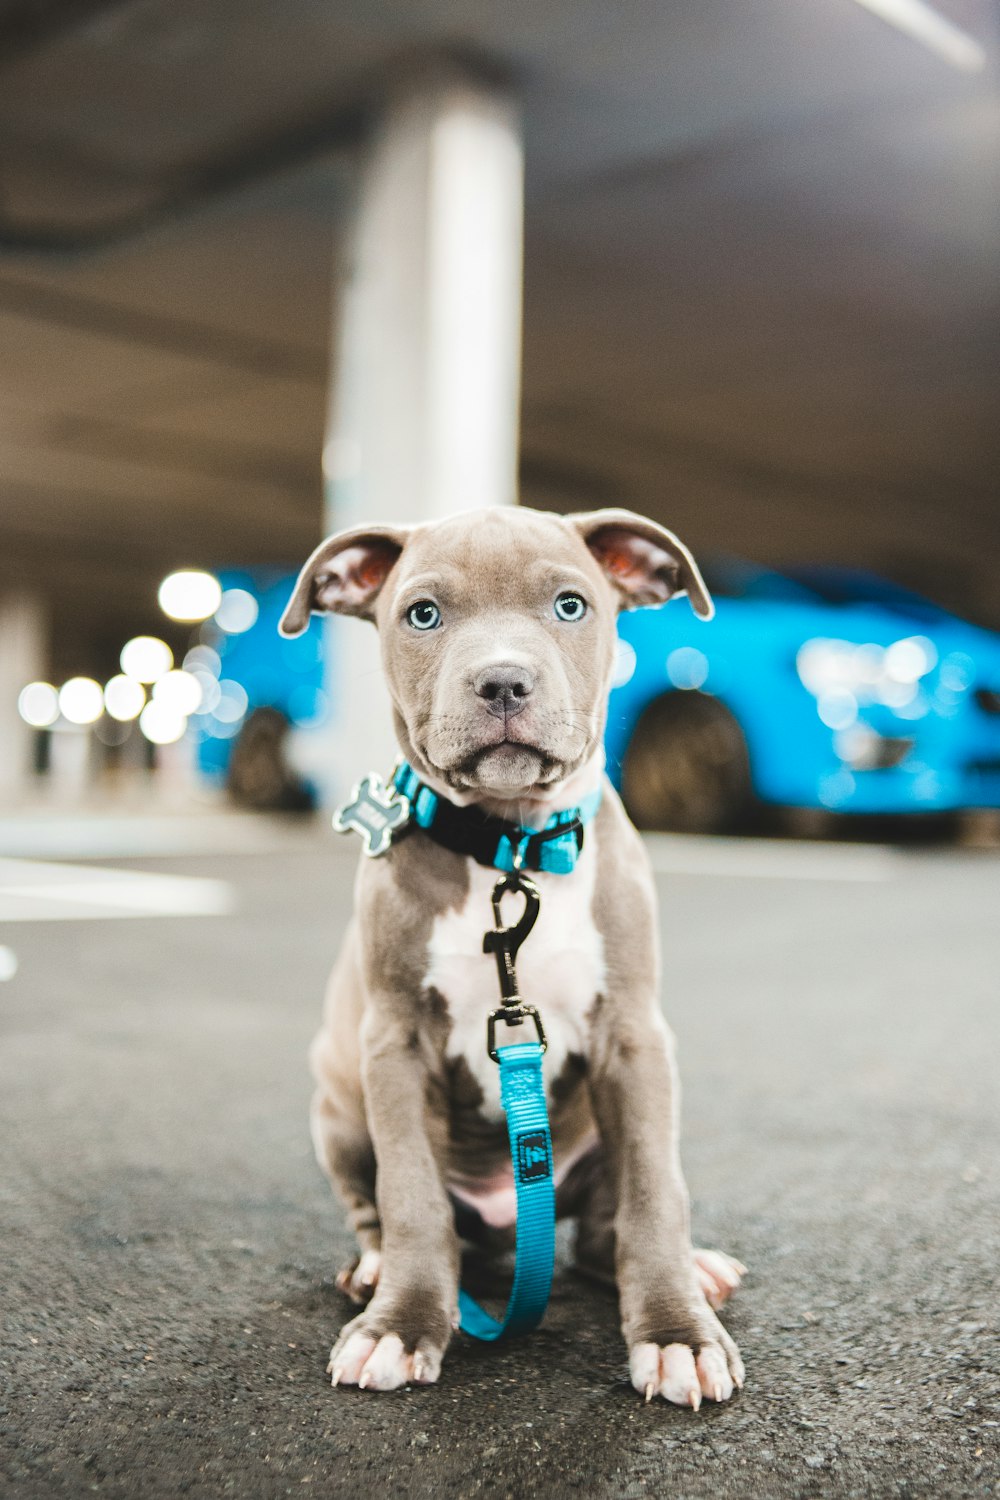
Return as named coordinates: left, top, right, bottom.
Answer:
left=139, top=701, right=187, bottom=745
left=667, top=646, right=709, bottom=691
left=183, top=645, right=221, bottom=677
left=214, top=680, right=249, bottom=724
left=152, top=669, right=203, bottom=716
left=121, top=636, right=174, bottom=684
left=158, top=570, right=222, bottom=623
left=204, top=717, right=241, bottom=740
left=215, top=588, right=259, bottom=634
left=17, top=681, right=60, bottom=728
left=816, top=688, right=858, bottom=730
left=189, top=673, right=221, bottom=714
left=58, top=677, right=104, bottom=725
left=879, top=678, right=918, bottom=709
left=939, top=652, right=975, bottom=693
left=611, top=638, right=636, bottom=689
left=885, top=636, right=937, bottom=683
left=797, top=636, right=938, bottom=716
left=104, top=674, right=146, bottom=721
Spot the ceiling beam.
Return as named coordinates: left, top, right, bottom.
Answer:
left=0, top=103, right=363, bottom=255
left=0, top=278, right=328, bottom=380
left=0, top=0, right=141, bottom=68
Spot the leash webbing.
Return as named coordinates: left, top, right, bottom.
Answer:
left=457, top=1041, right=555, bottom=1340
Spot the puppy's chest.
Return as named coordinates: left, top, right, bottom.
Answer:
left=423, top=851, right=605, bottom=1122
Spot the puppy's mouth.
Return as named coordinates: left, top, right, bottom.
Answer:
left=440, top=738, right=546, bottom=794
left=412, top=718, right=594, bottom=801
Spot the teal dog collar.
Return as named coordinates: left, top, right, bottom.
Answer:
left=391, top=761, right=601, bottom=875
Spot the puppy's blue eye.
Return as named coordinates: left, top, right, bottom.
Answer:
left=406, top=600, right=441, bottom=631
left=554, top=592, right=587, bottom=622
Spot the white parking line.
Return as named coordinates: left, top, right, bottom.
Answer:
left=0, top=859, right=235, bottom=922
left=0, top=813, right=314, bottom=861
left=642, top=833, right=897, bottom=882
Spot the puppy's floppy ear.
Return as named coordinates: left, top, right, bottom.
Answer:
left=569, top=508, right=714, bottom=619
left=279, top=524, right=411, bottom=636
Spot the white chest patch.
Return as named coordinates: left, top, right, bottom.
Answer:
left=424, top=838, right=606, bottom=1123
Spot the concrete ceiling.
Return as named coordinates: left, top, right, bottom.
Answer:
left=0, top=0, right=997, bottom=676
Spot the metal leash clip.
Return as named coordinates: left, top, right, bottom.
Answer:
left=483, top=845, right=547, bottom=1062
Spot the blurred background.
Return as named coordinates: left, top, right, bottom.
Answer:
left=1, top=0, right=999, bottom=832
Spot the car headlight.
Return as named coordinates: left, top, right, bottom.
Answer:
left=884, top=636, right=937, bottom=683
left=796, top=635, right=938, bottom=717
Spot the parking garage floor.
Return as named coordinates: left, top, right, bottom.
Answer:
left=2, top=816, right=998, bottom=1498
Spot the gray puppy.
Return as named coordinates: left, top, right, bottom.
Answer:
left=280, top=504, right=745, bottom=1406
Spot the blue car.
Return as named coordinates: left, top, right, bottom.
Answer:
left=605, top=560, right=1000, bottom=831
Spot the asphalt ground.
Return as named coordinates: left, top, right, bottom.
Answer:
left=1, top=821, right=998, bottom=1499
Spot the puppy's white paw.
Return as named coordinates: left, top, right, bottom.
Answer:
left=327, top=1330, right=377, bottom=1386
left=327, top=1326, right=443, bottom=1392
left=693, top=1247, right=747, bottom=1311
left=629, top=1329, right=744, bottom=1408
left=335, top=1249, right=382, bottom=1304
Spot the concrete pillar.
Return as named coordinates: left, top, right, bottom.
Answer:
left=0, top=590, right=46, bottom=806
left=319, top=68, right=523, bottom=798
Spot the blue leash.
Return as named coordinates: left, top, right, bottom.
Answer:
left=457, top=1041, right=555, bottom=1340
left=457, top=850, right=556, bottom=1342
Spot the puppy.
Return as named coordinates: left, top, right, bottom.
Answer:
left=280, top=505, right=745, bottom=1405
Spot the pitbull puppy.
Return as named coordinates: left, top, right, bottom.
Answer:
left=280, top=505, right=746, bottom=1407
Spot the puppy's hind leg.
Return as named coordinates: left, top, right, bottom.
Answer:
left=568, top=1147, right=617, bottom=1287
left=570, top=1148, right=747, bottom=1309
left=693, top=1248, right=747, bottom=1311
left=310, top=1086, right=382, bottom=1303
left=310, top=925, right=385, bottom=1303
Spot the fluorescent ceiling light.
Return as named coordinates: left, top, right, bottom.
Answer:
left=850, top=0, right=986, bottom=71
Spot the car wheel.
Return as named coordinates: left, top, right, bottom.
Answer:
left=621, top=692, right=753, bottom=834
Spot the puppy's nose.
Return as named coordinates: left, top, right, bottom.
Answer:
left=473, top=663, right=535, bottom=718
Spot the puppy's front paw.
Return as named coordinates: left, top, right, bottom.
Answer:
left=629, top=1308, right=744, bottom=1409
left=326, top=1300, right=452, bottom=1392
left=328, top=1330, right=441, bottom=1391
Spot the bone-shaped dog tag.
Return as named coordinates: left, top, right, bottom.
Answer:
left=332, top=774, right=410, bottom=857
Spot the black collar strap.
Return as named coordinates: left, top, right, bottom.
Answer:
left=392, top=762, right=601, bottom=875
